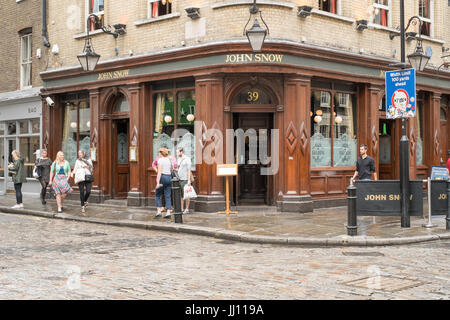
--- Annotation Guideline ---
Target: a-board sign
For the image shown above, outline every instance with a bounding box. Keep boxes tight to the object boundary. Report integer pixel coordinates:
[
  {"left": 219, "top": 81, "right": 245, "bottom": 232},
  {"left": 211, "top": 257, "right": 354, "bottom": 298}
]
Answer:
[
  {"left": 430, "top": 166, "right": 449, "bottom": 180},
  {"left": 217, "top": 164, "right": 238, "bottom": 176},
  {"left": 430, "top": 180, "right": 448, "bottom": 216},
  {"left": 355, "top": 180, "right": 423, "bottom": 216}
]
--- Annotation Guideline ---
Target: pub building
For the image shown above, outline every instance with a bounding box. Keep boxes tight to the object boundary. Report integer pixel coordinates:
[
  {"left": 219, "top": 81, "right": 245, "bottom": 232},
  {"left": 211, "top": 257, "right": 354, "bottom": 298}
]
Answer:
[{"left": 40, "top": 42, "right": 450, "bottom": 213}]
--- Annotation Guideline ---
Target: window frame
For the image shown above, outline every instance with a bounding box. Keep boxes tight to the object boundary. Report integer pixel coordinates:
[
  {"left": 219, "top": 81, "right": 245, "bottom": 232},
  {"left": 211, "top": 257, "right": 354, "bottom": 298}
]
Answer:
[
  {"left": 318, "top": 0, "right": 339, "bottom": 15},
  {"left": 20, "top": 33, "right": 32, "bottom": 89},
  {"left": 86, "top": 0, "right": 105, "bottom": 31},
  {"left": 310, "top": 82, "right": 358, "bottom": 169},
  {"left": 418, "top": 0, "right": 433, "bottom": 37},
  {"left": 148, "top": 0, "right": 173, "bottom": 19},
  {"left": 372, "top": 0, "right": 391, "bottom": 27}
]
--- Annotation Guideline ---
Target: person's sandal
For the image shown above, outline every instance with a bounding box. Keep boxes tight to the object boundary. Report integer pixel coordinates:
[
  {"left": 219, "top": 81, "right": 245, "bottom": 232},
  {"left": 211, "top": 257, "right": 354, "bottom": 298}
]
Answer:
[
  {"left": 81, "top": 206, "right": 86, "bottom": 216},
  {"left": 155, "top": 209, "right": 162, "bottom": 217},
  {"left": 163, "top": 210, "right": 173, "bottom": 218}
]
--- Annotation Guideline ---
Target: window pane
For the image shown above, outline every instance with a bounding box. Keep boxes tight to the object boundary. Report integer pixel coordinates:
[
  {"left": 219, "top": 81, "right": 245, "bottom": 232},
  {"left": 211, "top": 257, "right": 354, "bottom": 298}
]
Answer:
[
  {"left": 19, "top": 136, "right": 40, "bottom": 178},
  {"left": 79, "top": 101, "right": 91, "bottom": 156},
  {"left": 0, "top": 139, "right": 3, "bottom": 177},
  {"left": 62, "top": 103, "right": 78, "bottom": 166},
  {"left": 19, "top": 120, "right": 29, "bottom": 134},
  {"left": 311, "top": 90, "right": 331, "bottom": 167},
  {"left": 7, "top": 122, "right": 16, "bottom": 135},
  {"left": 416, "top": 101, "right": 423, "bottom": 165},
  {"left": 31, "top": 118, "right": 40, "bottom": 134},
  {"left": 177, "top": 90, "right": 196, "bottom": 168},
  {"left": 114, "top": 96, "right": 130, "bottom": 113},
  {"left": 333, "top": 93, "right": 357, "bottom": 167},
  {"left": 153, "top": 92, "right": 175, "bottom": 161},
  {"left": 440, "top": 108, "right": 446, "bottom": 121},
  {"left": 419, "top": 0, "right": 430, "bottom": 18},
  {"left": 0, "top": 122, "right": 5, "bottom": 135},
  {"left": 319, "top": 0, "right": 337, "bottom": 14}
]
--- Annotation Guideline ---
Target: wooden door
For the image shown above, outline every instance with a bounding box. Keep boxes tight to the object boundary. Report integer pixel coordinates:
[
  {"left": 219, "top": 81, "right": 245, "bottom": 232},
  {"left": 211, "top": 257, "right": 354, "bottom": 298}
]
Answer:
[
  {"left": 112, "top": 119, "right": 130, "bottom": 199},
  {"left": 379, "top": 119, "right": 397, "bottom": 180},
  {"left": 235, "top": 113, "right": 272, "bottom": 204}
]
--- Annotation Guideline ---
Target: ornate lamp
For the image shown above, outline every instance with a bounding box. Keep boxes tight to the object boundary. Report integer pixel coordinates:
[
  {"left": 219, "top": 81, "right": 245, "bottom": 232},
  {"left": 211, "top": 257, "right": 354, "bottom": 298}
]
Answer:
[{"left": 243, "top": 0, "right": 269, "bottom": 52}]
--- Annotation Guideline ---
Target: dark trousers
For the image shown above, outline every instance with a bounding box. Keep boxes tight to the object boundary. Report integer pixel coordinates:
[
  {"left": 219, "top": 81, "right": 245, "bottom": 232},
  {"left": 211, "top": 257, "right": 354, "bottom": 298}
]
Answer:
[
  {"left": 155, "top": 174, "right": 172, "bottom": 209},
  {"left": 78, "top": 181, "right": 92, "bottom": 207},
  {"left": 14, "top": 183, "right": 23, "bottom": 204},
  {"left": 38, "top": 178, "right": 49, "bottom": 200}
]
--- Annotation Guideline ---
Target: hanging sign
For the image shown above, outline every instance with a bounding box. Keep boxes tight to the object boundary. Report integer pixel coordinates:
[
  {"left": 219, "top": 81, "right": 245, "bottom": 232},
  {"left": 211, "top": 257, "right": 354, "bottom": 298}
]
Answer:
[{"left": 385, "top": 68, "right": 416, "bottom": 119}]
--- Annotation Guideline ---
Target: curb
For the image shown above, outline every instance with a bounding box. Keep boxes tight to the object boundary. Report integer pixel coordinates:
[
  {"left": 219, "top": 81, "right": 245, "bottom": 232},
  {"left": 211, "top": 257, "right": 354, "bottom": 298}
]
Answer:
[{"left": 0, "top": 206, "right": 448, "bottom": 247}]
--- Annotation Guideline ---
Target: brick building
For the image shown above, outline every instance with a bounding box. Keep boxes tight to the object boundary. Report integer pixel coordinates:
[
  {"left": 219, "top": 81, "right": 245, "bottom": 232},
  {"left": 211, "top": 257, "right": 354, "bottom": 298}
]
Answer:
[
  {"left": 40, "top": 0, "right": 450, "bottom": 212},
  {"left": 0, "top": 0, "right": 51, "bottom": 195}
]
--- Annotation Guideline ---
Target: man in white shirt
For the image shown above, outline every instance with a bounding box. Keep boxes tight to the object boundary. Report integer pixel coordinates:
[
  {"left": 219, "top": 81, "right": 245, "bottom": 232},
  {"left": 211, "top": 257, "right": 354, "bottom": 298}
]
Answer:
[{"left": 177, "top": 148, "right": 192, "bottom": 213}]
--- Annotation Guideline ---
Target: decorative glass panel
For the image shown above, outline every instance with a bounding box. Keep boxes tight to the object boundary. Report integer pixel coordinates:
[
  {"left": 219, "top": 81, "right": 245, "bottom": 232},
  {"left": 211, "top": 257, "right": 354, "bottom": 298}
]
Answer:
[
  {"left": 117, "top": 133, "right": 128, "bottom": 164},
  {"left": 333, "top": 93, "right": 357, "bottom": 167},
  {"left": 153, "top": 92, "right": 175, "bottom": 137},
  {"left": 177, "top": 90, "right": 195, "bottom": 126},
  {"left": 416, "top": 101, "right": 423, "bottom": 165},
  {"left": 80, "top": 136, "right": 91, "bottom": 158},
  {"left": 177, "top": 132, "right": 196, "bottom": 169},
  {"left": 232, "top": 88, "right": 272, "bottom": 104},
  {"left": 416, "top": 137, "right": 423, "bottom": 165},
  {"left": 62, "top": 103, "right": 78, "bottom": 166},
  {"left": 440, "top": 108, "right": 446, "bottom": 121},
  {"left": 379, "top": 135, "right": 391, "bottom": 164},
  {"left": 311, "top": 90, "right": 332, "bottom": 166},
  {"left": 79, "top": 101, "right": 90, "bottom": 154},
  {"left": 153, "top": 133, "right": 174, "bottom": 162},
  {"left": 114, "top": 96, "right": 130, "bottom": 113}
]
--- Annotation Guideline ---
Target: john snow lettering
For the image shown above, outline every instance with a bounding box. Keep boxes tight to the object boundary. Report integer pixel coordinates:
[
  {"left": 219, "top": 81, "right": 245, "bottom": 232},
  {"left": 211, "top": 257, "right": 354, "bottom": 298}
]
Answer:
[{"left": 225, "top": 54, "right": 284, "bottom": 63}]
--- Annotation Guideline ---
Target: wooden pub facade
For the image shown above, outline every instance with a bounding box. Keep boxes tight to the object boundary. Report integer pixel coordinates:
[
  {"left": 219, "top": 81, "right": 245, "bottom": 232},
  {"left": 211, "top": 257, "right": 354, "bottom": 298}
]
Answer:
[{"left": 40, "top": 41, "right": 450, "bottom": 212}]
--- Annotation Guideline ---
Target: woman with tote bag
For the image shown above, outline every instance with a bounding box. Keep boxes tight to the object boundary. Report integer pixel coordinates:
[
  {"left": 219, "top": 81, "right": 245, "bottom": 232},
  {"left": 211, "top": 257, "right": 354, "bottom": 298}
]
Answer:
[{"left": 71, "top": 150, "right": 94, "bottom": 215}]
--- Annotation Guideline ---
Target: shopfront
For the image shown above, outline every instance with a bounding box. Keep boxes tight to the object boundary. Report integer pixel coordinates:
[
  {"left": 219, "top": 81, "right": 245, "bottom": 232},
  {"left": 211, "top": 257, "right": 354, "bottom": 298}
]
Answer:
[
  {"left": 0, "top": 87, "right": 42, "bottom": 195},
  {"left": 40, "top": 42, "right": 450, "bottom": 212}
]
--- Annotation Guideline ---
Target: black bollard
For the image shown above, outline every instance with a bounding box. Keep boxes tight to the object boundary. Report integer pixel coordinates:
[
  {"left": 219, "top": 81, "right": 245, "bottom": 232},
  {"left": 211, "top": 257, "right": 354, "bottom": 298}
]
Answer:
[
  {"left": 171, "top": 176, "right": 183, "bottom": 223},
  {"left": 347, "top": 182, "right": 357, "bottom": 236},
  {"left": 447, "top": 180, "right": 450, "bottom": 230}
]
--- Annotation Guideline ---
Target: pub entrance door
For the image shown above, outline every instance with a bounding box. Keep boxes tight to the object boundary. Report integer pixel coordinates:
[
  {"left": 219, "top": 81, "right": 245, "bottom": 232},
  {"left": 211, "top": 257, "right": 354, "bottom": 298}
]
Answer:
[
  {"left": 233, "top": 113, "right": 273, "bottom": 205},
  {"left": 379, "top": 119, "right": 398, "bottom": 180},
  {"left": 112, "top": 119, "right": 130, "bottom": 199}
]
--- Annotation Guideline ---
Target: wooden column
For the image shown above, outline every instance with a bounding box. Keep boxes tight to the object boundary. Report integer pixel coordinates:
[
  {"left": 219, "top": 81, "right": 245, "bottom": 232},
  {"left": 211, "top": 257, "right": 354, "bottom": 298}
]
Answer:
[
  {"left": 127, "top": 84, "right": 144, "bottom": 206},
  {"left": 88, "top": 89, "right": 103, "bottom": 203},
  {"left": 194, "top": 75, "right": 226, "bottom": 212},
  {"left": 278, "top": 75, "right": 313, "bottom": 213},
  {"left": 367, "top": 85, "right": 383, "bottom": 174},
  {"left": 424, "top": 92, "right": 442, "bottom": 172}
]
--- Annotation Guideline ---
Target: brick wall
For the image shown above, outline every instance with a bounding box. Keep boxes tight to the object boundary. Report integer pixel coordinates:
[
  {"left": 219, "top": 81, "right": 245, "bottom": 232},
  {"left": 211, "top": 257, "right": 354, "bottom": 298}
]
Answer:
[
  {"left": 0, "top": 0, "right": 48, "bottom": 93},
  {"left": 43, "top": 0, "right": 450, "bottom": 72}
]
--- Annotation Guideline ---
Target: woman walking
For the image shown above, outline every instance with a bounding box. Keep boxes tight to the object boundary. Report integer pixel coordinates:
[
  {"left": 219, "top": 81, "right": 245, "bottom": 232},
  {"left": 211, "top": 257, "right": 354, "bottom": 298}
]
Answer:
[
  {"left": 8, "top": 150, "right": 26, "bottom": 209},
  {"left": 49, "top": 151, "right": 72, "bottom": 213},
  {"left": 155, "top": 147, "right": 173, "bottom": 218},
  {"left": 72, "top": 150, "right": 93, "bottom": 215},
  {"left": 35, "top": 149, "right": 52, "bottom": 205}
]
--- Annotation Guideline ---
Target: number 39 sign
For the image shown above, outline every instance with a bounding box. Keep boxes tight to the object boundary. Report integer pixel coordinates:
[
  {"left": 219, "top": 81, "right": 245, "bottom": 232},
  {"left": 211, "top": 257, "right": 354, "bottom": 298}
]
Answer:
[{"left": 385, "top": 68, "right": 416, "bottom": 119}]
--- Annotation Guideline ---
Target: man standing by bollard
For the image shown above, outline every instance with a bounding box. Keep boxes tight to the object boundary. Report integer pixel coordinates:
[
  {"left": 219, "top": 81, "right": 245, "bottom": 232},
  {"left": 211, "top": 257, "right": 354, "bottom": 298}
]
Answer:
[{"left": 352, "top": 144, "right": 378, "bottom": 181}]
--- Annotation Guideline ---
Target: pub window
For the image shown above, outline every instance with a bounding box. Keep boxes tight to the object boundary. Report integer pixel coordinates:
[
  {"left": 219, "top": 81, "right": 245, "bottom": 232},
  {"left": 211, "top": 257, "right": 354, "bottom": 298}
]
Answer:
[
  {"left": 148, "top": 0, "right": 172, "bottom": 19},
  {"left": 318, "top": 0, "right": 337, "bottom": 14},
  {"left": 373, "top": 0, "right": 390, "bottom": 27},
  {"left": 20, "top": 32, "right": 32, "bottom": 89},
  {"left": 416, "top": 94, "right": 424, "bottom": 165},
  {"left": 152, "top": 79, "right": 195, "bottom": 169},
  {"left": 62, "top": 93, "right": 90, "bottom": 166},
  {"left": 87, "top": 0, "right": 104, "bottom": 31},
  {"left": 311, "top": 86, "right": 357, "bottom": 168},
  {"left": 418, "top": 0, "right": 432, "bottom": 37}
]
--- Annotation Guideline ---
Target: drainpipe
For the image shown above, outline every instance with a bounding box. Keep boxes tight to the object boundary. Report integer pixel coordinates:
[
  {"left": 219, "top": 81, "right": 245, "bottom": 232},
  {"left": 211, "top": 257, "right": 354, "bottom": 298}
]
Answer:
[{"left": 42, "top": 0, "right": 50, "bottom": 47}]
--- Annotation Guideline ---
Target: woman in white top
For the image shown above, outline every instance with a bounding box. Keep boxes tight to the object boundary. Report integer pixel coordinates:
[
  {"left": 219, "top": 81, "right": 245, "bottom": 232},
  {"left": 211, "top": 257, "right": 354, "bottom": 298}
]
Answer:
[
  {"left": 71, "top": 150, "right": 93, "bottom": 215},
  {"left": 176, "top": 148, "right": 192, "bottom": 213},
  {"left": 155, "top": 147, "right": 173, "bottom": 218}
]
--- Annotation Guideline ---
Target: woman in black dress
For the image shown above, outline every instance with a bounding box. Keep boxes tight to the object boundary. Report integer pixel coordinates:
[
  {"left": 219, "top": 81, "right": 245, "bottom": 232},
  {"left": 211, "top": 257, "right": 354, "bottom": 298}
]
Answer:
[{"left": 35, "top": 149, "right": 52, "bottom": 204}]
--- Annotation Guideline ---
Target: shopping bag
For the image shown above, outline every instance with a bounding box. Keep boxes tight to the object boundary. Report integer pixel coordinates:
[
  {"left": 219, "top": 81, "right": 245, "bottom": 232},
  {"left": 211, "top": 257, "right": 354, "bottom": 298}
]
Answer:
[{"left": 183, "top": 184, "right": 197, "bottom": 199}]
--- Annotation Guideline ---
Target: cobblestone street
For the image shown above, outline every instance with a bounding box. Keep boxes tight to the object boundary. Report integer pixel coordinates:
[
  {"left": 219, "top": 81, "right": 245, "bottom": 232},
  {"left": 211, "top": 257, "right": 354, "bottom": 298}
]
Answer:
[{"left": 0, "top": 212, "right": 448, "bottom": 300}]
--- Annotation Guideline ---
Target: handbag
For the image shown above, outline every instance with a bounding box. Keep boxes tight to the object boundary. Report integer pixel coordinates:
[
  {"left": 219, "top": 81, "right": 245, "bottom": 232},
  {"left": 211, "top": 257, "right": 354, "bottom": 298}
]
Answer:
[
  {"left": 183, "top": 184, "right": 197, "bottom": 199},
  {"left": 85, "top": 175, "right": 94, "bottom": 183},
  {"left": 33, "top": 166, "right": 39, "bottom": 178}
]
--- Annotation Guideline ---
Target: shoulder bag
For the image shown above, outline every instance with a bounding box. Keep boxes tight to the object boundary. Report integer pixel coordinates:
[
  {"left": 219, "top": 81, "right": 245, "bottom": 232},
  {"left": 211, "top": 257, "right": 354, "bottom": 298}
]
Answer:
[{"left": 81, "top": 159, "right": 94, "bottom": 183}]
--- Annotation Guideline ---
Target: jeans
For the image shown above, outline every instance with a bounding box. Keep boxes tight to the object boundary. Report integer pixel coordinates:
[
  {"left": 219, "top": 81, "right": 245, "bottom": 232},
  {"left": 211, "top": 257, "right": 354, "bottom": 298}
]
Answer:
[
  {"left": 14, "top": 183, "right": 23, "bottom": 204},
  {"left": 155, "top": 174, "right": 172, "bottom": 209},
  {"left": 78, "top": 181, "right": 92, "bottom": 207}
]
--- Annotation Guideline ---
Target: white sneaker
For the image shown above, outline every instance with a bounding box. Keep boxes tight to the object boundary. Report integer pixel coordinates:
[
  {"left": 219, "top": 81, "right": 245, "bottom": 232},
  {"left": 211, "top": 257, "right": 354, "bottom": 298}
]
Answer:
[
  {"left": 11, "top": 204, "right": 21, "bottom": 209},
  {"left": 19, "top": 203, "right": 24, "bottom": 209}
]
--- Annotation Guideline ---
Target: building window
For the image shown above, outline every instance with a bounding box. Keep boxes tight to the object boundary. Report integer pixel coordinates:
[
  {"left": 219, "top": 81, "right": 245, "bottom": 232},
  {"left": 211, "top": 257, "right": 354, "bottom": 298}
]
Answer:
[
  {"left": 148, "top": 0, "right": 173, "bottom": 19},
  {"left": 20, "top": 33, "right": 32, "bottom": 89},
  {"left": 311, "top": 85, "right": 357, "bottom": 168},
  {"left": 152, "top": 79, "right": 195, "bottom": 169},
  {"left": 318, "top": 0, "right": 337, "bottom": 14},
  {"left": 418, "top": 0, "right": 432, "bottom": 36},
  {"left": 373, "top": 0, "right": 389, "bottom": 27},
  {"left": 87, "top": 0, "right": 104, "bottom": 31},
  {"left": 0, "top": 119, "right": 40, "bottom": 178},
  {"left": 62, "top": 93, "right": 90, "bottom": 166}
]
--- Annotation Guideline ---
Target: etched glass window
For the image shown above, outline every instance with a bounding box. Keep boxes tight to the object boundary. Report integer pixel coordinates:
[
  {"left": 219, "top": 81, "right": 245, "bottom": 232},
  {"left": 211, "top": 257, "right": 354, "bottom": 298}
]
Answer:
[
  {"left": 311, "top": 90, "right": 331, "bottom": 167},
  {"left": 416, "top": 101, "right": 423, "bottom": 165},
  {"left": 114, "top": 96, "right": 130, "bottom": 113},
  {"left": 333, "top": 93, "right": 357, "bottom": 167}
]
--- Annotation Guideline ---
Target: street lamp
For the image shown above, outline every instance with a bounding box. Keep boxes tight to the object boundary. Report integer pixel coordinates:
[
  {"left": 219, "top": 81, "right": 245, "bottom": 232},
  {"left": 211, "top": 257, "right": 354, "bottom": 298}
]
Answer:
[
  {"left": 243, "top": 0, "right": 269, "bottom": 52},
  {"left": 77, "top": 14, "right": 127, "bottom": 71},
  {"left": 388, "top": 1, "right": 431, "bottom": 228}
]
